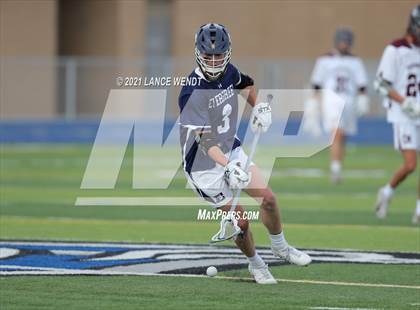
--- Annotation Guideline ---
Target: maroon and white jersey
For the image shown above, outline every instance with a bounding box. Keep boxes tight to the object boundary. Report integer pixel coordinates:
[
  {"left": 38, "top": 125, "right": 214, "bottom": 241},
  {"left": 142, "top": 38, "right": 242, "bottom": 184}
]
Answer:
[
  {"left": 377, "top": 38, "right": 420, "bottom": 125},
  {"left": 311, "top": 51, "right": 367, "bottom": 103}
]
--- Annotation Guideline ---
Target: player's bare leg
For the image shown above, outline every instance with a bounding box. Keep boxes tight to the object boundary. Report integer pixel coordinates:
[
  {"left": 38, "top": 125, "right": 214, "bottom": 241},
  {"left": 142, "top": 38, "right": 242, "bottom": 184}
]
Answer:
[
  {"left": 245, "top": 165, "right": 311, "bottom": 266},
  {"left": 330, "top": 128, "right": 346, "bottom": 184},
  {"left": 376, "top": 149, "right": 417, "bottom": 219},
  {"left": 245, "top": 166, "right": 281, "bottom": 234},
  {"left": 220, "top": 203, "right": 277, "bottom": 284},
  {"left": 412, "top": 167, "right": 420, "bottom": 224},
  {"left": 219, "top": 203, "right": 255, "bottom": 257},
  {"left": 390, "top": 150, "right": 417, "bottom": 187}
]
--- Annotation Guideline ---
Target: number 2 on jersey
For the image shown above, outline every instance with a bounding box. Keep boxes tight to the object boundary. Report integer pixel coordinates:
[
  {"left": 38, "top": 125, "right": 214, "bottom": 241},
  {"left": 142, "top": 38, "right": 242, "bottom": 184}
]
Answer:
[{"left": 406, "top": 73, "right": 420, "bottom": 97}]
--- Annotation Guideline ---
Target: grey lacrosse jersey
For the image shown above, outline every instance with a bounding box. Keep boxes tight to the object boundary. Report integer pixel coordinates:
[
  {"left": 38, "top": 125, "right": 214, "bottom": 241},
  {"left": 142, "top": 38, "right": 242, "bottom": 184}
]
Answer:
[{"left": 178, "top": 64, "right": 247, "bottom": 174}]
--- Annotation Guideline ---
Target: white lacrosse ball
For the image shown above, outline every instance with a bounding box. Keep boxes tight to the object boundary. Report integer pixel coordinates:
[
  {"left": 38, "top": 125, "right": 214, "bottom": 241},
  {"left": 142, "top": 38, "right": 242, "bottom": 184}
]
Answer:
[{"left": 206, "top": 266, "right": 218, "bottom": 277}]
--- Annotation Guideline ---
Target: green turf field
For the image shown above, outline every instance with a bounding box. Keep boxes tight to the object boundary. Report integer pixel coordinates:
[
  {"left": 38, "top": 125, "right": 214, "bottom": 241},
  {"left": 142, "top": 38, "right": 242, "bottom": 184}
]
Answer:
[{"left": 0, "top": 144, "right": 419, "bottom": 309}]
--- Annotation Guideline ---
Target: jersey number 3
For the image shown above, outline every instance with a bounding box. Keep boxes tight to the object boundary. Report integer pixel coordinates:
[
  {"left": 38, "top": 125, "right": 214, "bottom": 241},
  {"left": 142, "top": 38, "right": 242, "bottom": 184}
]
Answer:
[{"left": 217, "top": 104, "right": 232, "bottom": 134}]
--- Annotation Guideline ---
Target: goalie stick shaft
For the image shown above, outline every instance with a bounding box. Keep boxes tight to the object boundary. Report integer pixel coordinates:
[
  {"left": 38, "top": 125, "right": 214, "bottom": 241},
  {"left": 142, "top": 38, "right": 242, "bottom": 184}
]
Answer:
[
  {"left": 227, "top": 129, "right": 261, "bottom": 214},
  {"left": 227, "top": 94, "right": 273, "bottom": 214}
]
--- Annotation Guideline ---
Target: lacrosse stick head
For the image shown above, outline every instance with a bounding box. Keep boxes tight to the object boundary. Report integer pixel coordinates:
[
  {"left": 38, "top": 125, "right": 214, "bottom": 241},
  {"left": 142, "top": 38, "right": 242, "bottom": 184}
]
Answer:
[{"left": 210, "top": 213, "right": 242, "bottom": 243}]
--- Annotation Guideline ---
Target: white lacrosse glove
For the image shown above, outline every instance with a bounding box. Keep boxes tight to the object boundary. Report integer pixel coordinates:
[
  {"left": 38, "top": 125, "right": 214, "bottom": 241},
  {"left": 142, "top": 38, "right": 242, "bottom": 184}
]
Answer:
[
  {"left": 302, "top": 97, "right": 322, "bottom": 137},
  {"left": 356, "top": 94, "right": 369, "bottom": 116},
  {"left": 401, "top": 97, "right": 420, "bottom": 119},
  {"left": 251, "top": 102, "right": 272, "bottom": 133},
  {"left": 224, "top": 159, "right": 251, "bottom": 190}
]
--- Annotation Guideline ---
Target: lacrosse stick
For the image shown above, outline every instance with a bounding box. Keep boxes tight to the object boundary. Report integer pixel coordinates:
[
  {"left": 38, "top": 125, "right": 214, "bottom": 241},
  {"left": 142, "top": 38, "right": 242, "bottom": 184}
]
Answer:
[{"left": 210, "top": 94, "right": 273, "bottom": 243}]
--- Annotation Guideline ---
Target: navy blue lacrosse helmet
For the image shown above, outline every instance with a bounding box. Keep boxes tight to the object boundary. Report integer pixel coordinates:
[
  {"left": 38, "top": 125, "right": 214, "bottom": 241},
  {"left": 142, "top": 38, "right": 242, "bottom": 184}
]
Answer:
[{"left": 194, "top": 23, "right": 232, "bottom": 81}]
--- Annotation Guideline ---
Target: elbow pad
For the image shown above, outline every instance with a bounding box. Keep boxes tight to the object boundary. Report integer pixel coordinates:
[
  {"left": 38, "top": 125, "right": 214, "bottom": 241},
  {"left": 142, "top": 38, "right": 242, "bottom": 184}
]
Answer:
[
  {"left": 195, "top": 130, "right": 218, "bottom": 153},
  {"left": 235, "top": 73, "right": 254, "bottom": 90},
  {"left": 373, "top": 77, "right": 392, "bottom": 97}
]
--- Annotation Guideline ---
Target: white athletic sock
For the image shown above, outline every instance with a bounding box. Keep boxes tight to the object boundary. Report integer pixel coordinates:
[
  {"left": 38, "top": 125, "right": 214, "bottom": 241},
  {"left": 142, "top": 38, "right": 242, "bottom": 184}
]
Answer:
[
  {"left": 382, "top": 184, "right": 394, "bottom": 199},
  {"left": 270, "top": 231, "right": 289, "bottom": 252},
  {"left": 416, "top": 200, "right": 420, "bottom": 216},
  {"left": 247, "top": 253, "right": 266, "bottom": 269},
  {"left": 330, "top": 160, "right": 341, "bottom": 174}
]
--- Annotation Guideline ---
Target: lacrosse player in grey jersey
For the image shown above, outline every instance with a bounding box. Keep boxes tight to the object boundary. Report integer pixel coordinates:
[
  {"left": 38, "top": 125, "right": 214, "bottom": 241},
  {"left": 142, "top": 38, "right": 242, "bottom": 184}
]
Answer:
[{"left": 179, "top": 23, "right": 311, "bottom": 284}]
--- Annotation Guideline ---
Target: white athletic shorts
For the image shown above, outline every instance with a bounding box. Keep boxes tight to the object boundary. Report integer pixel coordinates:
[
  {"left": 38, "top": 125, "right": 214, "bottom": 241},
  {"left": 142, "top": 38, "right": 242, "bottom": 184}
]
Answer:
[
  {"left": 393, "top": 123, "right": 420, "bottom": 151},
  {"left": 186, "top": 147, "right": 253, "bottom": 208},
  {"left": 322, "top": 100, "right": 357, "bottom": 136}
]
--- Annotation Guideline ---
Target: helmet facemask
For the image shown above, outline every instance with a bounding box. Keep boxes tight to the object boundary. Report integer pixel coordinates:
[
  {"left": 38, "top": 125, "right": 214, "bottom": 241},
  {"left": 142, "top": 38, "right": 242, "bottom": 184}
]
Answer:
[{"left": 195, "top": 47, "right": 231, "bottom": 81}]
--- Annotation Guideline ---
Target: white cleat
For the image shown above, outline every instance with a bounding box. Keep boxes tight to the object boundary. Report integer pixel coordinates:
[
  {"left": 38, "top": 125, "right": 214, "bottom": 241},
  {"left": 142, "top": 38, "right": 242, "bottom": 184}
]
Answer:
[
  {"left": 248, "top": 264, "right": 277, "bottom": 285},
  {"left": 272, "top": 246, "right": 312, "bottom": 266},
  {"left": 330, "top": 171, "right": 341, "bottom": 184},
  {"left": 412, "top": 212, "right": 420, "bottom": 225},
  {"left": 375, "top": 187, "right": 390, "bottom": 219}
]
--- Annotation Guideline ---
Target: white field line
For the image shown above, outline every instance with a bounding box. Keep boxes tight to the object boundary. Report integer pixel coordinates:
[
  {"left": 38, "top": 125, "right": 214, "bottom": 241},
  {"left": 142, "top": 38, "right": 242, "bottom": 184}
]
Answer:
[
  {"left": 274, "top": 278, "right": 420, "bottom": 290},
  {"left": 74, "top": 191, "right": 376, "bottom": 206},
  {"left": 0, "top": 270, "right": 419, "bottom": 290},
  {"left": 73, "top": 194, "right": 324, "bottom": 207},
  {"left": 74, "top": 197, "right": 263, "bottom": 206},
  {"left": 3, "top": 216, "right": 419, "bottom": 233},
  {"left": 308, "top": 307, "right": 382, "bottom": 310},
  {"left": 270, "top": 168, "right": 386, "bottom": 179}
]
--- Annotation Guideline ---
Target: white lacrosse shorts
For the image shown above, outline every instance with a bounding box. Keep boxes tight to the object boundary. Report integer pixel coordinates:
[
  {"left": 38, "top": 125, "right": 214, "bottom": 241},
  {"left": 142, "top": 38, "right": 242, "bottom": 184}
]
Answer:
[
  {"left": 322, "top": 98, "right": 357, "bottom": 136},
  {"left": 393, "top": 123, "right": 420, "bottom": 151},
  {"left": 186, "top": 147, "right": 254, "bottom": 208}
]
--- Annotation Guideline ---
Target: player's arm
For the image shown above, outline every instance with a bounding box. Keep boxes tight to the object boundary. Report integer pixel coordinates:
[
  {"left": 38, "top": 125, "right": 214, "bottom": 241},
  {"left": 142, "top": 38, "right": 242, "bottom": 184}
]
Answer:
[
  {"left": 235, "top": 72, "right": 272, "bottom": 132},
  {"left": 388, "top": 89, "right": 405, "bottom": 104},
  {"left": 306, "top": 58, "right": 324, "bottom": 115},
  {"left": 355, "top": 86, "right": 369, "bottom": 116},
  {"left": 373, "top": 45, "right": 419, "bottom": 118},
  {"left": 234, "top": 71, "right": 256, "bottom": 106},
  {"left": 355, "top": 59, "right": 370, "bottom": 116},
  {"left": 197, "top": 129, "right": 248, "bottom": 189},
  {"left": 207, "top": 142, "right": 249, "bottom": 190},
  {"left": 234, "top": 71, "right": 269, "bottom": 108},
  {"left": 241, "top": 85, "right": 257, "bottom": 107},
  {"left": 374, "top": 74, "right": 419, "bottom": 118},
  {"left": 376, "top": 79, "right": 404, "bottom": 104},
  {"left": 207, "top": 145, "right": 229, "bottom": 166},
  {"left": 180, "top": 91, "right": 229, "bottom": 167},
  {"left": 310, "top": 85, "right": 323, "bottom": 100},
  {"left": 310, "top": 57, "right": 325, "bottom": 98},
  {"left": 373, "top": 46, "right": 402, "bottom": 103},
  {"left": 192, "top": 128, "right": 228, "bottom": 166},
  {"left": 374, "top": 75, "right": 403, "bottom": 103},
  {"left": 241, "top": 85, "right": 271, "bottom": 133},
  {"left": 301, "top": 59, "right": 324, "bottom": 136}
]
